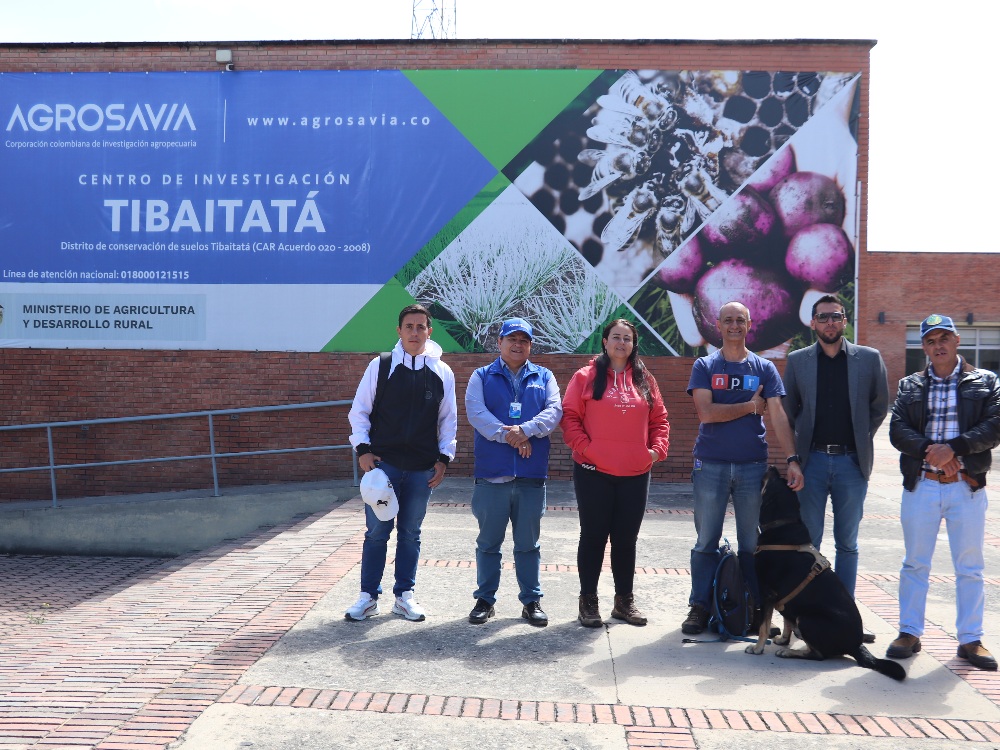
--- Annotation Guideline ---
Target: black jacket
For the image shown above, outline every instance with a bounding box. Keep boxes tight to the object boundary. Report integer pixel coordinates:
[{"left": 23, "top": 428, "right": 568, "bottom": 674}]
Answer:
[
  {"left": 889, "top": 360, "right": 1000, "bottom": 491},
  {"left": 348, "top": 340, "right": 458, "bottom": 472}
]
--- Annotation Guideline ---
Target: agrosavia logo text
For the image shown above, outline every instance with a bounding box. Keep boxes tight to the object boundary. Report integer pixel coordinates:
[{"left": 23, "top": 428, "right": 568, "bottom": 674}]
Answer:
[{"left": 6, "top": 103, "right": 196, "bottom": 132}]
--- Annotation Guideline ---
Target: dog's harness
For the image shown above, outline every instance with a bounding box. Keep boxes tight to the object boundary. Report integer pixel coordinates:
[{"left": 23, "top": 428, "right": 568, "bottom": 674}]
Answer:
[{"left": 754, "top": 541, "right": 831, "bottom": 612}]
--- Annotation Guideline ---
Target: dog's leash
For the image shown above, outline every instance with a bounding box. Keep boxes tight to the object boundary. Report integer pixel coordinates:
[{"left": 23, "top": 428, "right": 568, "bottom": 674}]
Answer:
[
  {"left": 682, "top": 634, "right": 769, "bottom": 645},
  {"left": 682, "top": 627, "right": 781, "bottom": 645}
]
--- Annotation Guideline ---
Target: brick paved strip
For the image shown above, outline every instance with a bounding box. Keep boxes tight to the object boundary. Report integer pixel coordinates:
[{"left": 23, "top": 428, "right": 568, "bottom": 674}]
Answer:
[
  {"left": 0, "top": 506, "right": 366, "bottom": 748},
  {"left": 718, "top": 710, "right": 747, "bottom": 731},
  {"left": 460, "top": 698, "right": 481, "bottom": 718},
  {"left": 632, "top": 705, "right": 653, "bottom": 727},
  {"left": 386, "top": 693, "right": 409, "bottom": 714},
  {"left": 854, "top": 583, "right": 1000, "bottom": 709},
  {"left": 404, "top": 694, "right": 427, "bottom": 715},
  {"left": 970, "top": 720, "right": 1000, "bottom": 742},
  {"left": 815, "top": 713, "right": 847, "bottom": 734},
  {"left": 223, "top": 684, "right": 993, "bottom": 745},
  {"left": 429, "top": 502, "right": 700, "bottom": 518},
  {"left": 649, "top": 707, "right": 671, "bottom": 727},
  {"left": 856, "top": 715, "right": 888, "bottom": 736},
  {"left": 759, "top": 711, "right": 787, "bottom": 732},
  {"left": 555, "top": 702, "right": 575, "bottom": 723},
  {"left": 626, "top": 727, "right": 697, "bottom": 749},
  {"left": 481, "top": 698, "right": 501, "bottom": 720},
  {"left": 421, "top": 559, "right": 700, "bottom": 575},
  {"left": 500, "top": 699, "right": 518, "bottom": 721},
  {"left": 411, "top": 561, "right": 1000, "bottom": 584},
  {"left": 873, "top": 715, "right": 907, "bottom": 737}
]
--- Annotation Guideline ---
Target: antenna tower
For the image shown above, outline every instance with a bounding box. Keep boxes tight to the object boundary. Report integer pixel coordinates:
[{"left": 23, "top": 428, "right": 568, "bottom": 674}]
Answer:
[{"left": 411, "top": 0, "right": 457, "bottom": 39}]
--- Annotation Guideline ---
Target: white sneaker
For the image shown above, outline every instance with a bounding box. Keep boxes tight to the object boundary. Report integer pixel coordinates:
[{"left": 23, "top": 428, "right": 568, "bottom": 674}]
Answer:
[
  {"left": 391, "top": 590, "right": 426, "bottom": 621},
  {"left": 345, "top": 592, "right": 379, "bottom": 621}
]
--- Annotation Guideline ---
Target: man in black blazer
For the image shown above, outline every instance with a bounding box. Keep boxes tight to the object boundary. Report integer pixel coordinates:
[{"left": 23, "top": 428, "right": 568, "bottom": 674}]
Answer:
[{"left": 782, "top": 294, "right": 889, "bottom": 638}]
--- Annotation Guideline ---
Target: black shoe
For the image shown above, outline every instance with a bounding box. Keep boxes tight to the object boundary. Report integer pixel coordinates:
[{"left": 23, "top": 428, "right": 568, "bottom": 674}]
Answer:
[
  {"left": 468, "top": 598, "right": 495, "bottom": 625},
  {"left": 862, "top": 627, "right": 876, "bottom": 644},
  {"left": 957, "top": 640, "right": 998, "bottom": 671},
  {"left": 681, "top": 604, "right": 710, "bottom": 635},
  {"left": 522, "top": 601, "right": 548, "bottom": 627}
]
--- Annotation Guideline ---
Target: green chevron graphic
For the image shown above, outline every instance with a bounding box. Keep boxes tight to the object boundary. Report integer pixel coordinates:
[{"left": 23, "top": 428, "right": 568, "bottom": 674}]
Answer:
[
  {"left": 404, "top": 69, "right": 602, "bottom": 170},
  {"left": 322, "top": 279, "right": 466, "bottom": 354}
]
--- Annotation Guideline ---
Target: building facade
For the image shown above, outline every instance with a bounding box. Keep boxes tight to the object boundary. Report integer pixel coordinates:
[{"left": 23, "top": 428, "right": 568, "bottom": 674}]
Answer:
[{"left": 8, "top": 39, "right": 967, "bottom": 503}]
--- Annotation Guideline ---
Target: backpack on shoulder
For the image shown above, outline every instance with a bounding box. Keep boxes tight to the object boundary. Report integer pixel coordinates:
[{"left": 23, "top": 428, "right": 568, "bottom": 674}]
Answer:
[{"left": 371, "top": 352, "right": 392, "bottom": 416}]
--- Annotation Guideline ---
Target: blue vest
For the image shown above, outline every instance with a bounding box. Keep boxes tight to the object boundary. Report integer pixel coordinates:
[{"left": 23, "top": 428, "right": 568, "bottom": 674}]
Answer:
[{"left": 473, "top": 359, "right": 552, "bottom": 479}]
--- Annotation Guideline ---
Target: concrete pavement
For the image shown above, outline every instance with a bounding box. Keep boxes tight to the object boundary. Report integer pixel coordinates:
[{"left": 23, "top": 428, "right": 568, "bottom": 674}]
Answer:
[{"left": 1, "top": 426, "right": 999, "bottom": 749}]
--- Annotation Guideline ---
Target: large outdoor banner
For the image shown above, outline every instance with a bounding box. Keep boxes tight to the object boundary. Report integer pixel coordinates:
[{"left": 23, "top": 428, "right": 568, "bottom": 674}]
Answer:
[{"left": 0, "top": 69, "right": 860, "bottom": 355}]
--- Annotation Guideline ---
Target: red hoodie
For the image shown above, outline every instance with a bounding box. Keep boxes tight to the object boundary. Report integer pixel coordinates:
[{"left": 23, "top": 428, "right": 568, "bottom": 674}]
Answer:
[{"left": 560, "top": 360, "right": 670, "bottom": 476}]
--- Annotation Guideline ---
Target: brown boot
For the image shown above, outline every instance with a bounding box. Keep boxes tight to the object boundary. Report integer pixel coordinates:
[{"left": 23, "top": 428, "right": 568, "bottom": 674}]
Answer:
[
  {"left": 611, "top": 593, "right": 647, "bottom": 626},
  {"left": 886, "top": 632, "right": 921, "bottom": 659},
  {"left": 957, "top": 640, "right": 998, "bottom": 671},
  {"left": 578, "top": 594, "right": 602, "bottom": 627}
]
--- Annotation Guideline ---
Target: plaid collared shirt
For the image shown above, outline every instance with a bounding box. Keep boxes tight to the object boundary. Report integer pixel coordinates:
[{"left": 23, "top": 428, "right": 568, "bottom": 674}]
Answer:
[{"left": 923, "top": 357, "right": 963, "bottom": 471}]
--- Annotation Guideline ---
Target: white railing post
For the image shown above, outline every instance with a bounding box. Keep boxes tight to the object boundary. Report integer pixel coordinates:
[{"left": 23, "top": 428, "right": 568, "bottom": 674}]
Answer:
[
  {"left": 46, "top": 425, "right": 58, "bottom": 507},
  {"left": 208, "top": 413, "right": 220, "bottom": 497}
]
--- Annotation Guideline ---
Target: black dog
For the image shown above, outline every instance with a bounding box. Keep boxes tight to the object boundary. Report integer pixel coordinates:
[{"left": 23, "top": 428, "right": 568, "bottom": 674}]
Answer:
[{"left": 745, "top": 466, "right": 904, "bottom": 681}]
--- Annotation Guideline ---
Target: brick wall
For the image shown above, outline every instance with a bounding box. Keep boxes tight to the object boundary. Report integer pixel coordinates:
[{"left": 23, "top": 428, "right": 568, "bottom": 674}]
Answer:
[
  {"left": 0, "top": 348, "right": 799, "bottom": 501},
  {"left": 0, "top": 39, "right": 871, "bottom": 501},
  {"left": 861, "top": 253, "right": 1000, "bottom": 388},
  {"left": 0, "top": 39, "right": 874, "bottom": 74}
]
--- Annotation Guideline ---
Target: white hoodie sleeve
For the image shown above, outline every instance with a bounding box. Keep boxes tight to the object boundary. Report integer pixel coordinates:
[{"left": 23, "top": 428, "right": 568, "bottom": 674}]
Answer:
[
  {"left": 348, "top": 356, "right": 381, "bottom": 449},
  {"left": 436, "top": 363, "right": 458, "bottom": 461}
]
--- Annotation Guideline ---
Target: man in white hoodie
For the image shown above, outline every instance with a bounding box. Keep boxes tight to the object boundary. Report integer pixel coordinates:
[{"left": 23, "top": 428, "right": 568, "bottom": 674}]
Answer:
[{"left": 346, "top": 304, "right": 458, "bottom": 621}]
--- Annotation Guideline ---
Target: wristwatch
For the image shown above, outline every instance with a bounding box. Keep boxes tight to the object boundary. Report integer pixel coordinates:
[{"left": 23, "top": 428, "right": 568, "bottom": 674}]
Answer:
[{"left": 786, "top": 454, "right": 802, "bottom": 465}]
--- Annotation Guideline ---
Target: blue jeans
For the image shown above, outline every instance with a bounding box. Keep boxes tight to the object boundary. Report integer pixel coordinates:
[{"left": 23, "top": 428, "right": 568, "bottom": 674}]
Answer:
[
  {"left": 899, "top": 477, "right": 987, "bottom": 645},
  {"left": 471, "top": 477, "right": 546, "bottom": 605},
  {"left": 797, "top": 451, "right": 868, "bottom": 597},
  {"left": 360, "top": 461, "right": 434, "bottom": 599},
  {"left": 689, "top": 460, "right": 766, "bottom": 608}
]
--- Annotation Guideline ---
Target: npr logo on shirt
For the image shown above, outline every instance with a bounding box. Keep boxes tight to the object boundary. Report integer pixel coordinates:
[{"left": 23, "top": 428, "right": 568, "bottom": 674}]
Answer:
[{"left": 711, "top": 374, "right": 760, "bottom": 391}]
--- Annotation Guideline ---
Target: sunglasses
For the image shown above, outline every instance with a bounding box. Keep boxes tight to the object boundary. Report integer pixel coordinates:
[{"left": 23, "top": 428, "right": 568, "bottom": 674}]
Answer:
[{"left": 814, "top": 312, "right": 846, "bottom": 323}]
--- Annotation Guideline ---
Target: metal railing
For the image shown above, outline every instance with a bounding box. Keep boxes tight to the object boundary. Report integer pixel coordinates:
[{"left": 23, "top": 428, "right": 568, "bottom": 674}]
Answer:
[{"left": 0, "top": 400, "right": 355, "bottom": 507}]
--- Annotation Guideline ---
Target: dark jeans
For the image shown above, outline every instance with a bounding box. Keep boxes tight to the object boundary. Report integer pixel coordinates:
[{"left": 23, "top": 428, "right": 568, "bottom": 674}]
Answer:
[
  {"left": 360, "top": 461, "right": 434, "bottom": 599},
  {"left": 573, "top": 463, "right": 650, "bottom": 596}
]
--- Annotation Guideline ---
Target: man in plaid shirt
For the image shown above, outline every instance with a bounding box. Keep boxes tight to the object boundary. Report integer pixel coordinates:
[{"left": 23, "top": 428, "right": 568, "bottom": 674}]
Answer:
[{"left": 887, "top": 314, "right": 1000, "bottom": 671}]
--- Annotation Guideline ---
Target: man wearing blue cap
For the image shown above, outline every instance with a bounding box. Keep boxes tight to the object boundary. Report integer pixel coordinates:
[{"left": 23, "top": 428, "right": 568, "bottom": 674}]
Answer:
[
  {"left": 465, "top": 318, "right": 562, "bottom": 626},
  {"left": 887, "top": 314, "right": 1000, "bottom": 670}
]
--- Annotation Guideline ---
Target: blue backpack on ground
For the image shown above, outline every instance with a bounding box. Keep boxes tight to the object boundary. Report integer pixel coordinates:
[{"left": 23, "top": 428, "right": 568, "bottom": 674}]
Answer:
[
  {"left": 707, "top": 539, "right": 756, "bottom": 641},
  {"left": 683, "top": 538, "right": 759, "bottom": 645}
]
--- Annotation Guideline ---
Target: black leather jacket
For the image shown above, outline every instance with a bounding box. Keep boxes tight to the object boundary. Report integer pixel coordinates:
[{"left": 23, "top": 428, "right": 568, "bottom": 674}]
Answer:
[{"left": 889, "top": 361, "right": 1000, "bottom": 491}]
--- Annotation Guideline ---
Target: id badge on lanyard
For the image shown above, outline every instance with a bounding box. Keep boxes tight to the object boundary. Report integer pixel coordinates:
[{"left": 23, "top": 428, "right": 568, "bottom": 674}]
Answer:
[{"left": 509, "top": 402, "right": 522, "bottom": 419}]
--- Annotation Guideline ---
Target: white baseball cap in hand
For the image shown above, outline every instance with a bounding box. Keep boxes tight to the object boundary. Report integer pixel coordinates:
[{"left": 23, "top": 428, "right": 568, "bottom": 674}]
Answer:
[{"left": 360, "top": 467, "right": 399, "bottom": 521}]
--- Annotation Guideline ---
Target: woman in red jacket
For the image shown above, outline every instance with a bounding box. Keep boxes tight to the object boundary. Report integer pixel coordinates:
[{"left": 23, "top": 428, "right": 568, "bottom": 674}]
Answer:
[{"left": 561, "top": 319, "right": 670, "bottom": 627}]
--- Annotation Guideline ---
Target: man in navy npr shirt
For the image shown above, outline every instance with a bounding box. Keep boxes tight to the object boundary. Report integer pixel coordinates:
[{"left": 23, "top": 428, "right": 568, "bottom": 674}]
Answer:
[{"left": 681, "top": 301, "right": 803, "bottom": 635}]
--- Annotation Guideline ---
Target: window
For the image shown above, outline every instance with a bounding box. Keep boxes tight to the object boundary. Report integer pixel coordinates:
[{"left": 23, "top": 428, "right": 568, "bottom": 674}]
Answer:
[{"left": 906, "top": 327, "right": 1000, "bottom": 374}]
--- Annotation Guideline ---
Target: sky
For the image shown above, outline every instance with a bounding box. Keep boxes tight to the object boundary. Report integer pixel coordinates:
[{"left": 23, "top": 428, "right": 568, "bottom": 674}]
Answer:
[{"left": 3, "top": 0, "right": 997, "bottom": 254}]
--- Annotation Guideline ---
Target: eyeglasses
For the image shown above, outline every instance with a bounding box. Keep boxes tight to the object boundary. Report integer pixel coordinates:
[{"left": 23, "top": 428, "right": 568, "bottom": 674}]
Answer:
[{"left": 814, "top": 312, "right": 846, "bottom": 323}]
